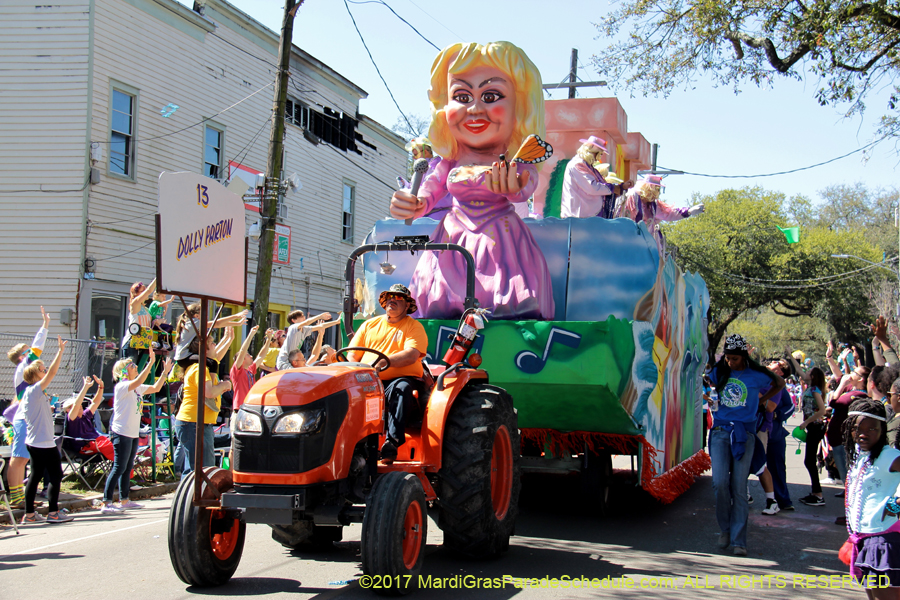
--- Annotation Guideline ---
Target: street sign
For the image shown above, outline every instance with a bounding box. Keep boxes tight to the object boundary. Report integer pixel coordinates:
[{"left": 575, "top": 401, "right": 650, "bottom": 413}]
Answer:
[
  {"left": 273, "top": 223, "right": 291, "bottom": 265},
  {"left": 157, "top": 171, "right": 247, "bottom": 304}
]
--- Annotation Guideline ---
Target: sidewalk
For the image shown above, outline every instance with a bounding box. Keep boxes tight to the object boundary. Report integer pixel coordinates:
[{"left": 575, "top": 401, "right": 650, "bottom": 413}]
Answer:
[{"left": 1, "top": 481, "right": 178, "bottom": 525}]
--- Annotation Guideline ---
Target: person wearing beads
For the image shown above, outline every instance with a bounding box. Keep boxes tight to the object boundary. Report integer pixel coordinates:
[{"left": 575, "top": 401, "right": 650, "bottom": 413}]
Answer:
[
  {"left": 708, "top": 334, "right": 784, "bottom": 556},
  {"left": 796, "top": 367, "right": 829, "bottom": 506},
  {"left": 101, "top": 348, "right": 173, "bottom": 515},
  {"left": 843, "top": 397, "right": 900, "bottom": 596}
]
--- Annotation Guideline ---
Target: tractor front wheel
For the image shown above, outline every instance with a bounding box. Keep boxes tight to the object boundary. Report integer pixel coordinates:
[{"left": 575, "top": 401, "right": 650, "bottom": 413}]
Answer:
[
  {"left": 168, "top": 468, "right": 246, "bottom": 586},
  {"left": 361, "top": 471, "right": 427, "bottom": 595},
  {"left": 438, "top": 384, "right": 520, "bottom": 558}
]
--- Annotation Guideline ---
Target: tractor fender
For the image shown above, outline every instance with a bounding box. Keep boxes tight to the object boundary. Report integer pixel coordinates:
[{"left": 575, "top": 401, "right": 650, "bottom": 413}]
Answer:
[{"left": 415, "top": 368, "right": 490, "bottom": 470}]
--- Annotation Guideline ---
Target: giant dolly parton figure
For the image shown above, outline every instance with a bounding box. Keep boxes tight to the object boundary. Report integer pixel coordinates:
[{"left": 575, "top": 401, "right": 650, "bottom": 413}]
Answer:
[{"left": 390, "top": 41, "right": 555, "bottom": 320}]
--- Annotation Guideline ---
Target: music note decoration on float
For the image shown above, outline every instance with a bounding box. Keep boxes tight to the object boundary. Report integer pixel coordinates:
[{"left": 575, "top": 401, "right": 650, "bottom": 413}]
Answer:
[{"left": 514, "top": 327, "right": 582, "bottom": 374}]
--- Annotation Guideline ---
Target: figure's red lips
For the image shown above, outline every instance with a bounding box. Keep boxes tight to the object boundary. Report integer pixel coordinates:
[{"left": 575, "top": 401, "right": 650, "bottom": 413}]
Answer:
[{"left": 463, "top": 119, "right": 489, "bottom": 134}]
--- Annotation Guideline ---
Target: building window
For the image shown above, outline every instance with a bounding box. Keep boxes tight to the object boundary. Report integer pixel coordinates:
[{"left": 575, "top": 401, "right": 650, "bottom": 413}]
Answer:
[
  {"left": 110, "top": 89, "right": 135, "bottom": 176},
  {"left": 342, "top": 182, "right": 355, "bottom": 242},
  {"left": 204, "top": 125, "right": 224, "bottom": 179},
  {"left": 285, "top": 97, "right": 310, "bottom": 129}
]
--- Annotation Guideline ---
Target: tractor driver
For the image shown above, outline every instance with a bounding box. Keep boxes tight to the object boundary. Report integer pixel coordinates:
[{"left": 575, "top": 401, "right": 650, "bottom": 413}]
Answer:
[{"left": 347, "top": 284, "right": 428, "bottom": 464}]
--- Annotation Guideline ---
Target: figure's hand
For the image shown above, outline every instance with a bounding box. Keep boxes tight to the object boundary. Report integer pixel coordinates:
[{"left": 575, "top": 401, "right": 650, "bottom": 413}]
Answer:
[
  {"left": 487, "top": 160, "right": 530, "bottom": 197},
  {"left": 688, "top": 204, "right": 705, "bottom": 217},
  {"left": 41, "top": 305, "right": 50, "bottom": 328},
  {"left": 390, "top": 190, "right": 423, "bottom": 220}
]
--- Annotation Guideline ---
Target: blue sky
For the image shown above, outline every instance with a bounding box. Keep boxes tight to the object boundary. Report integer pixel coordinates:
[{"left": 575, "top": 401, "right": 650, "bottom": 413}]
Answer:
[{"left": 179, "top": 0, "right": 899, "bottom": 206}]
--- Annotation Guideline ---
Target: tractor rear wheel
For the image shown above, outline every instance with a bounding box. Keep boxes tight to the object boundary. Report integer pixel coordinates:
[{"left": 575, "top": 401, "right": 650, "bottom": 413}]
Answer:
[
  {"left": 438, "top": 384, "right": 520, "bottom": 558},
  {"left": 168, "top": 468, "right": 246, "bottom": 587},
  {"left": 361, "top": 471, "right": 427, "bottom": 595},
  {"left": 271, "top": 521, "right": 343, "bottom": 550}
]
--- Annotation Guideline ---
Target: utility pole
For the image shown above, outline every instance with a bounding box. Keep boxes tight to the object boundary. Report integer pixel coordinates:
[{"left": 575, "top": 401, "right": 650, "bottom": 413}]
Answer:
[
  {"left": 568, "top": 48, "right": 578, "bottom": 99},
  {"left": 252, "top": 0, "right": 300, "bottom": 352}
]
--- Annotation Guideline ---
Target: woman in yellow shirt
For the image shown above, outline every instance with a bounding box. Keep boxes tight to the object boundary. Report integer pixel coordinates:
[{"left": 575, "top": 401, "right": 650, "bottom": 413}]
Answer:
[{"left": 174, "top": 332, "right": 233, "bottom": 477}]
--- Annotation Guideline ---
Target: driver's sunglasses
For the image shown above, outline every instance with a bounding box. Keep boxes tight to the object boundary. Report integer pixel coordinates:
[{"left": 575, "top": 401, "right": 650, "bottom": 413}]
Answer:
[{"left": 384, "top": 293, "right": 405, "bottom": 302}]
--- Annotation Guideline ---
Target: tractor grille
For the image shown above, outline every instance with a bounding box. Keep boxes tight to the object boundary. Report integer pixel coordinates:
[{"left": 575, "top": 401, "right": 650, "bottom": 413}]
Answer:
[{"left": 233, "top": 391, "right": 348, "bottom": 474}]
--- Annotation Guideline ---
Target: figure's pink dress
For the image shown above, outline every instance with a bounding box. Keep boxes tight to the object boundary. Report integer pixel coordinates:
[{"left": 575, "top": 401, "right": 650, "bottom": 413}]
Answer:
[{"left": 410, "top": 159, "right": 555, "bottom": 320}]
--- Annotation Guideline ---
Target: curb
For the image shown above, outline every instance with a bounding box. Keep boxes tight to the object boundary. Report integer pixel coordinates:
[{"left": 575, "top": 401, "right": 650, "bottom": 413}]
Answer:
[{"left": 1, "top": 481, "right": 178, "bottom": 524}]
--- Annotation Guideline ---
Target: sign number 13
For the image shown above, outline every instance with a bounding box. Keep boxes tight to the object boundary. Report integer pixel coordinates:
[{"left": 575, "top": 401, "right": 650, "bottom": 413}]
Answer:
[{"left": 197, "top": 184, "right": 210, "bottom": 207}]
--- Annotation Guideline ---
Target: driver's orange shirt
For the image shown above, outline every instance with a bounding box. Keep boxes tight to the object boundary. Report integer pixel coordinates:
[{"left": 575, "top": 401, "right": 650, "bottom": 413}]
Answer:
[{"left": 348, "top": 315, "right": 427, "bottom": 380}]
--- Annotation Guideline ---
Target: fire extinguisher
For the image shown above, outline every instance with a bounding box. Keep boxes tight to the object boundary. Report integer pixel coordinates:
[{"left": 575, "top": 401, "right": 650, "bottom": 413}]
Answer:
[{"left": 442, "top": 308, "right": 488, "bottom": 366}]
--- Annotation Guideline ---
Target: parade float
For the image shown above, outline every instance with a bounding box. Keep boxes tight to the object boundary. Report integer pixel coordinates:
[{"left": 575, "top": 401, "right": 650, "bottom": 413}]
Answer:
[{"left": 352, "top": 41, "right": 711, "bottom": 508}]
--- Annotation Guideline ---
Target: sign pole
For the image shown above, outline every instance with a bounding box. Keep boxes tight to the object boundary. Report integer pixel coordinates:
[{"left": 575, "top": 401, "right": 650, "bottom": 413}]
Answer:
[{"left": 193, "top": 299, "right": 208, "bottom": 505}]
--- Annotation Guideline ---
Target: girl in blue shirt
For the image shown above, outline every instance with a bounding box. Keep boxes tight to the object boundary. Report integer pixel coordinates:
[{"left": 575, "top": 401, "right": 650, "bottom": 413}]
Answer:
[{"left": 708, "top": 334, "right": 784, "bottom": 556}]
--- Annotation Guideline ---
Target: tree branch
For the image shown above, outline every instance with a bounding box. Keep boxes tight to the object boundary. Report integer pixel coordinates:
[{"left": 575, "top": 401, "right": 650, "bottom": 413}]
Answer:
[
  {"left": 831, "top": 38, "right": 900, "bottom": 73},
  {"left": 724, "top": 31, "right": 810, "bottom": 72}
]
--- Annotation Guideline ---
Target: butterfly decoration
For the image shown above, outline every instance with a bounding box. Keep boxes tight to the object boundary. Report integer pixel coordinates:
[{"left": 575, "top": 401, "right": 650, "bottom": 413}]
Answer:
[{"left": 511, "top": 134, "right": 553, "bottom": 164}]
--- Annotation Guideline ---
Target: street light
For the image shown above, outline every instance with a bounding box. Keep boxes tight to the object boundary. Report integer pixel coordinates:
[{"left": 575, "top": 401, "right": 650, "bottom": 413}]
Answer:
[{"left": 830, "top": 254, "right": 899, "bottom": 276}]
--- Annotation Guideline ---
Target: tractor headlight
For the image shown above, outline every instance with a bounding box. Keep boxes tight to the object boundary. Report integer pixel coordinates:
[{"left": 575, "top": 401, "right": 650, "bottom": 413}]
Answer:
[
  {"left": 273, "top": 409, "right": 325, "bottom": 435},
  {"left": 235, "top": 409, "right": 262, "bottom": 434}
]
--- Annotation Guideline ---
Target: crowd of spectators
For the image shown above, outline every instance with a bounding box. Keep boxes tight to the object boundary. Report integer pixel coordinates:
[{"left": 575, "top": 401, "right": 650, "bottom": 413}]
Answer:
[{"left": 2, "top": 294, "right": 342, "bottom": 525}]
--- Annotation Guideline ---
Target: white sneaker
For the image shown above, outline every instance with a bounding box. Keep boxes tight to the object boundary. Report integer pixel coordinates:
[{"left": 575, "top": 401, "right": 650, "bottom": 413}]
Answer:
[
  {"left": 119, "top": 500, "right": 144, "bottom": 510},
  {"left": 100, "top": 503, "right": 123, "bottom": 515},
  {"left": 762, "top": 499, "right": 781, "bottom": 515}
]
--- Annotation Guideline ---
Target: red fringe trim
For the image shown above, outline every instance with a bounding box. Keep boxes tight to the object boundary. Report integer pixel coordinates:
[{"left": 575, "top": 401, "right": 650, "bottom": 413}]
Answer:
[{"left": 520, "top": 428, "right": 711, "bottom": 505}]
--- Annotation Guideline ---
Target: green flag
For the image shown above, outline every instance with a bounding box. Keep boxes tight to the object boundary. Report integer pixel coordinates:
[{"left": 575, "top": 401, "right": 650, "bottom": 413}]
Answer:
[{"left": 777, "top": 226, "right": 800, "bottom": 244}]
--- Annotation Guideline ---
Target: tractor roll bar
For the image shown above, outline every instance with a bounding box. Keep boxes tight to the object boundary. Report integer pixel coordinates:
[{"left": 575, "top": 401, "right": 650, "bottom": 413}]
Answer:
[{"left": 343, "top": 240, "right": 477, "bottom": 338}]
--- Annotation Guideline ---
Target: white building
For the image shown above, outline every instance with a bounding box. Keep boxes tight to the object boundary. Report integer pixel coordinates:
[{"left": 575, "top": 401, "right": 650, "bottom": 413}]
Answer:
[{"left": 0, "top": 0, "right": 407, "bottom": 391}]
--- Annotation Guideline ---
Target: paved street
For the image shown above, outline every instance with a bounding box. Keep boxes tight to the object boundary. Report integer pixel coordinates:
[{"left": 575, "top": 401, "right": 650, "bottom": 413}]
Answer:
[{"left": 0, "top": 414, "right": 865, "bottom": 599}]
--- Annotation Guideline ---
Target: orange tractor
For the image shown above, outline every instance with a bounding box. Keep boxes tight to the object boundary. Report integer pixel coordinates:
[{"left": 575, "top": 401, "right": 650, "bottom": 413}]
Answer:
[{"left": 167, "top": 240, "right": 520, "bottom": 592}]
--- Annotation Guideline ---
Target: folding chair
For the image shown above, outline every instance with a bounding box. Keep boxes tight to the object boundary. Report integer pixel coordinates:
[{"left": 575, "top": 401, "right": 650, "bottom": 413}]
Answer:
[
  {"left": 56, "top": 415, "right": 113, "bottom": 491},
  {"left": 0, "top": 455, "right": 20, "bottom": 534}
]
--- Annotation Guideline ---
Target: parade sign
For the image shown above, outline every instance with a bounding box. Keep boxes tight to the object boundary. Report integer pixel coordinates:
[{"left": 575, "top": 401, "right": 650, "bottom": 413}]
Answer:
[{"left": 157, "top": 171, "right": 246, "bottom": 304}]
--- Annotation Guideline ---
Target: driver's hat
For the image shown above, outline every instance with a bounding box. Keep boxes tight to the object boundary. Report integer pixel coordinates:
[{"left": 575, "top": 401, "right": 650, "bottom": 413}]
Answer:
[{"left": 378, "top": 284, "right": 417, "bottom": 314}]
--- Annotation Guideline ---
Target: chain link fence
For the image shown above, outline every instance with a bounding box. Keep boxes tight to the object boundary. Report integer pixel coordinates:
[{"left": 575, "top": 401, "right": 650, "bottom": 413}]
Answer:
[{"left": 0, "top": 334, "right": 114, "bottom": 405}]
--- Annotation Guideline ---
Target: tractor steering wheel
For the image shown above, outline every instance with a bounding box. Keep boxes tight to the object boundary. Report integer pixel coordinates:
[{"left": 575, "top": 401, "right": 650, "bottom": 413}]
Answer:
[{"left": 334, "top": 346, "right": 392, "bottom": 372}]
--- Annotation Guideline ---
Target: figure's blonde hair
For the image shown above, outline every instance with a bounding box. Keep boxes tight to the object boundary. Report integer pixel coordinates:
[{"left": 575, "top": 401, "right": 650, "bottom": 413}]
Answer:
[
  {"left": 427, "top": 41, "right": 545, "bottom": 162},
  {"left": 634, "top": 180, "right": 661, "bottom": 202},
  {"left": 576, "top": 143, "right": 604, "bottom": 164}
]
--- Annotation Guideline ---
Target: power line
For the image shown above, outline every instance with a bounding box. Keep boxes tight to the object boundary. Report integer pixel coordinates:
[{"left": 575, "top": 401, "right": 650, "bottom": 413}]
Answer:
[
  {"left": 343, "top": 0, "right": 415, "bottom": 134},
  {"left": 660, "top": 135, "right": 888, "bottom": 179},
  {"left": 93, "top": 81, "right": 274, "bottom": 145},
  {"left": 681, "top": 255, "right": 892, "bottom": 290},
  {"left": 92, "top": 240, "right": 155, "bottom": 262},
  {"left": 683, "top": 255, "right": 899, "bottom": 284},
  {"left": 227, "top": 112, "right": 273, "bottom": 172},
  {"left": 0, "top": 173, "right": 90, "bottom": 194},
  {"left": 346, "top": 0, "right": 440, "bottom": 50},
  {"left": 403, "top": 0, "right": 462, "bottom": 39},
  {"left": 326, "top": 144, "right": 398, "bottom": 192},
  {"left": 209, "top": 31, "right": 280, "bottom": 69},
  {"left": 89, "top": 212, "right": 157, "bottom": 226}
]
